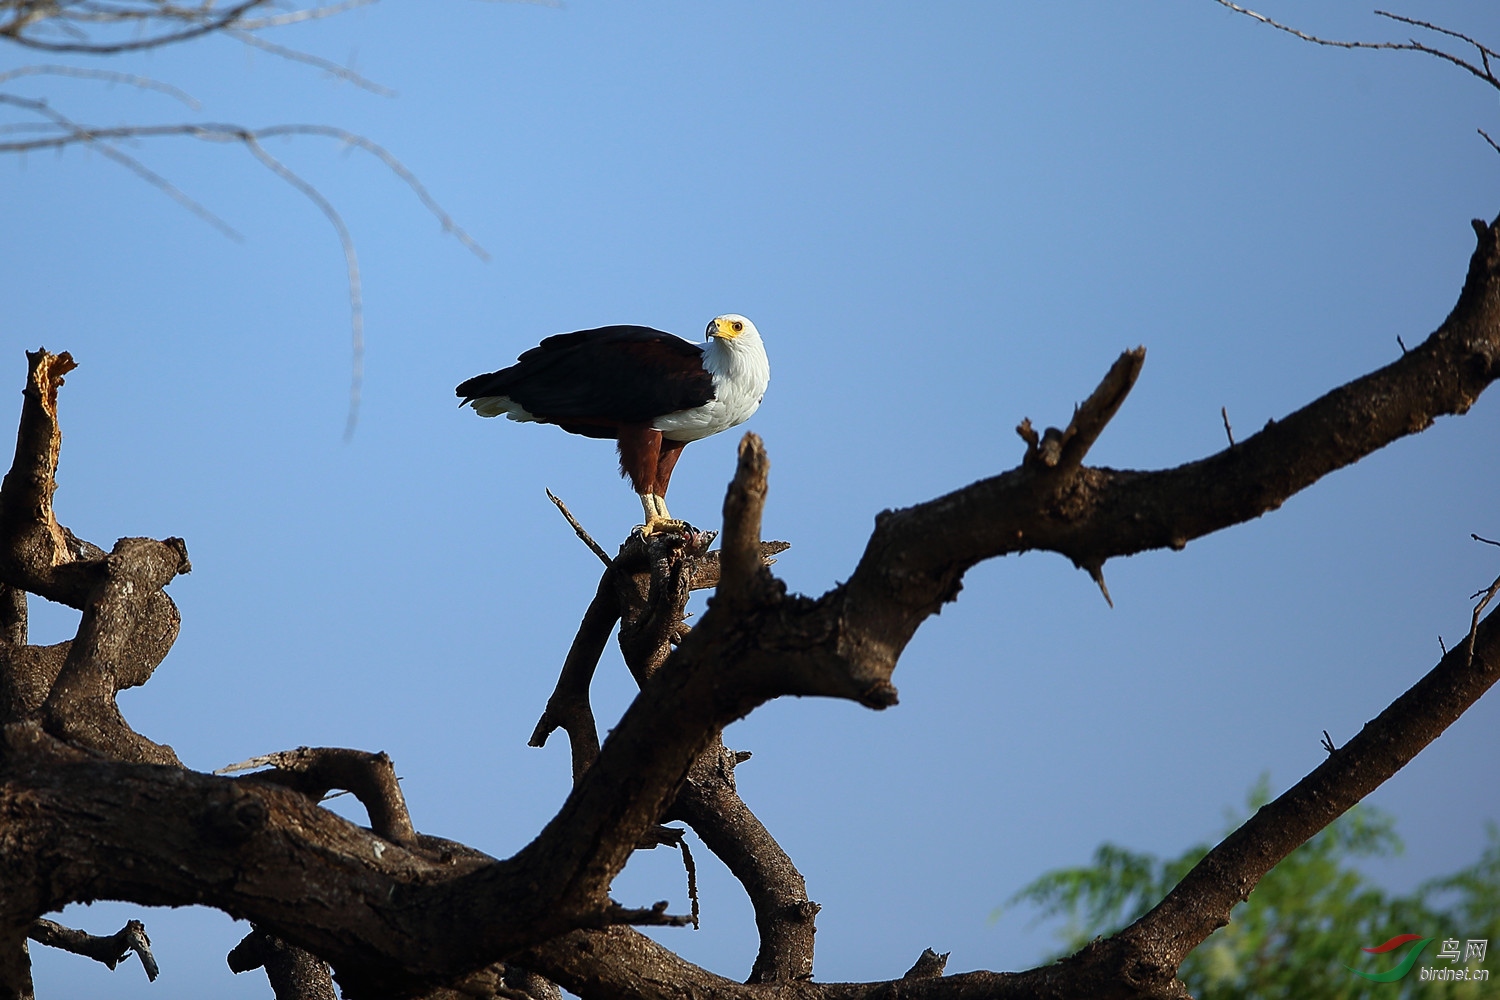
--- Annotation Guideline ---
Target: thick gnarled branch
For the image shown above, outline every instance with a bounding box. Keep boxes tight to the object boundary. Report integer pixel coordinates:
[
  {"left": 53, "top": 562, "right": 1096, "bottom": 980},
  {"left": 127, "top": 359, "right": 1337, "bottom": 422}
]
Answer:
[
  {"left": 40, "top": 537, "right": 188, "bottom": 765},
  {"left": 0, "top": 352, "right": 189, "bottom": 763},
  {"left": 219, "top": 747, "right": 417, "bottom": 849},
  {"left": 2, "top": 212, "right": 1499, "bottom": 999},
  {"left": 532, "top": 511, "right": 815, "bottom": 982}
]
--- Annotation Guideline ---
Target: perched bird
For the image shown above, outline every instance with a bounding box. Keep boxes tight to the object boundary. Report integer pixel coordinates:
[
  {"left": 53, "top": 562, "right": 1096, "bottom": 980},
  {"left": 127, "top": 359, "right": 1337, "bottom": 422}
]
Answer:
[{"left": 457, "top": 314, "right": 769, "bottom": 534}]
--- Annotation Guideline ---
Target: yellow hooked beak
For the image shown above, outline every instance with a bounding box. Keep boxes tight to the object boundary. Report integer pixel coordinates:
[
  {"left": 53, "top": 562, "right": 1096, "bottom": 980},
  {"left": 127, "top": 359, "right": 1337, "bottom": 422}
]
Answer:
[{"left": 708, "top": 316, "right": 746, "bottom": 340}]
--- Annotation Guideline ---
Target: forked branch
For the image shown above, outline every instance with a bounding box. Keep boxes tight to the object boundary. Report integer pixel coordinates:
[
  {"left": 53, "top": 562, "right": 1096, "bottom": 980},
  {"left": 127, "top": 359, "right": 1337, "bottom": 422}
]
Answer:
[
  {"left": 27, "top": 918, "right": 157, "bottom": 981},
  {"left": 2, "top": 205, "right": 1499, "bottom": 996}
]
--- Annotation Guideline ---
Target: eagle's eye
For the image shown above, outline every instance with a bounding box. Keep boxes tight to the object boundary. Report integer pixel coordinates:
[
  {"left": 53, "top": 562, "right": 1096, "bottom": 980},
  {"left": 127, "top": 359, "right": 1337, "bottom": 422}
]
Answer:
[{"left": 731, "top": 320, "right": 744, "bottom": 333}]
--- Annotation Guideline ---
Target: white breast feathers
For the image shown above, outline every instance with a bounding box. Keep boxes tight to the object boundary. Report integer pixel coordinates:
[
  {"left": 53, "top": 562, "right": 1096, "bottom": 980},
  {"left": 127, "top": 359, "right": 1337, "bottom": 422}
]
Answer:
[{"left": 653, "top": 315, "right": 770, "bottom": 442}]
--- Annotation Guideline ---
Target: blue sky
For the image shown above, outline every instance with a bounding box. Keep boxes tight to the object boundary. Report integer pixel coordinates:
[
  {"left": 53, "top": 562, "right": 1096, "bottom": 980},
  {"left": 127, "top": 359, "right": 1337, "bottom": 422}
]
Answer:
[{"left": 4, "top": 1, "right": 1499, "bottom": 995}]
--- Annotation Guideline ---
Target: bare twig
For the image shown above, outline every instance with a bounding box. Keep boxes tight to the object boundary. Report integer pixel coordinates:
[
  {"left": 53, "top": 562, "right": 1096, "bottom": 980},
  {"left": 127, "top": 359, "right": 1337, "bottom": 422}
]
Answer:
[
  {"left": 1214, "top": 2, "right": 1500, "bottom": 93},
  {"left": 254, "top": 125, "right": 489, "bottom": 262},
  {"left": 0, "top": 112, "right": 488, "bottom": 436},
  {"left": 639, "top": 826, "right": 702, "bottom": 930},
  {"left": 0, "top": 94, "right": 241, "bottom": 237},
  {"left": 29, "top": 918, "right": 158, "bottom": 981},
  {"left": 678, "top": 835, "right": 700, "bottom": 930},
  {"left": 0, "top": 120, "right": 489, "bottom": 260},
  {"left": 227, "top": 28, "right": 394, "bottom": 95},
  {"left": 235, "top": 0, "right": 380, "bottom": 32},
  {"left": 240, "top": 133, "right": 366, "bottom": 439},
  {"left": 2, "top": 0, "right": 272, "bottom": 54},
  {"left": 0, "top": 65, "right": 200, "bottom": 107},
  {"left": 1467, "top": 574, "right": 1500, "bottom": 669},
  {"left": 1375, "top": 11, "right": 1500, "bottom": 67},
  {"left": 602, "top": 901, "right": 697, "bottom": 929},
  {"left": 1083, "top": 560, "right": 1114, "bottom": 608},
  {"left": 547, "top": 489, "right": 611, "bottom": 567},
  {"left": 1221, "top": 405, "right": 1235, "bottom": 446}
]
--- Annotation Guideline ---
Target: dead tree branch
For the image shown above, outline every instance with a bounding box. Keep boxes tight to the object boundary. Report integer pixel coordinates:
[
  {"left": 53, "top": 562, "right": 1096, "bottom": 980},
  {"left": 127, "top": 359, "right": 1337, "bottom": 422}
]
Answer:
[
  {"left": 1214, "top": 1, "right": 1500, "bottom": 90},
  {"left": 530, "top": 571, "right": 616, "bottom": 781},
  {"left": 547, "top": 489, "right": 611, "bottom": 567},
  {"left": 219, "top": 747, "right": 418, "bottom": 849},
  {"left": 1111, "top": 592, "right": 1500, "bottom": 972},
  {"left": 0, "top": 0, "right": 273, "bottom": 54},
  {"left": 27, "top": 918, "right": 157, "bottom": 981},
  {"left": 665, "top": 740, "right": 818, "bottom": 983},
  {"left": 1215, "top": 1, "right": 1500, "bottom": 164},
  {"left": 1, "top": 1, "right": 490, "bottom": 437},
  {"left": 1, "top": 206, "right": 1498, "bottom": 996},
  {"left": 0, "top": 351, "right": 188, "bottom": 764}
]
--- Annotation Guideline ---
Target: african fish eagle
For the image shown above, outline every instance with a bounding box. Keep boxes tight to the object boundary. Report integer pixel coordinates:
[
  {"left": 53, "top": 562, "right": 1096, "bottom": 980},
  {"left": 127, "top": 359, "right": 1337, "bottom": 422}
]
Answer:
[{"left": 456, "top": 314, "right": 769, "bottom": 534}]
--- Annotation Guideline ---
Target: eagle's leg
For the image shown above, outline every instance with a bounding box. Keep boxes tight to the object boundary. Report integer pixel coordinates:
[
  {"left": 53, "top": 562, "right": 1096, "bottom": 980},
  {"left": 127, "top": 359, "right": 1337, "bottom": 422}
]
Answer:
[
  {"left": 643, "top": 438, "right": 691, "bottom": 534},
  {"left": 619, "top": 426, "right": 688, "bottom": 535}
]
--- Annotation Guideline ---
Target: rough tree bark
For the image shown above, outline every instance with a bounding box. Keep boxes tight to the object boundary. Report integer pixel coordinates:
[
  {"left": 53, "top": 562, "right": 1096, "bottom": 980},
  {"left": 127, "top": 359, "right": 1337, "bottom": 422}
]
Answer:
[{"left": 1, "top": 211, "right": 1498, "bottom": 999}]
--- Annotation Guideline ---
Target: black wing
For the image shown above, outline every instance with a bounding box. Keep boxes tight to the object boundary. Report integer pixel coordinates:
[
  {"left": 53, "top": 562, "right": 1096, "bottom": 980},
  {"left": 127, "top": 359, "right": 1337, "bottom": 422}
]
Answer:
[{"left": 456, "top": 325, "right": 715, "bottom": 425}]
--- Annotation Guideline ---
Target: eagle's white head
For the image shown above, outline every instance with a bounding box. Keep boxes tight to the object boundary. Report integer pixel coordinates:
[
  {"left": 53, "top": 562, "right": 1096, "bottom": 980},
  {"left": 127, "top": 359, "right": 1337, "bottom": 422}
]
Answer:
[{"left": 701, "top": 313, "right": 769, "bottom": 405}]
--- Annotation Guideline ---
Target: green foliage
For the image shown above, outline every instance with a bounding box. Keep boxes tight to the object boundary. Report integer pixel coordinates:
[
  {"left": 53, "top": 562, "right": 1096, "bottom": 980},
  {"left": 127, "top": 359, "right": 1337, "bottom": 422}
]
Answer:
[{"left": 1004, "top": 782, "right": 1500, "bottom": 999}]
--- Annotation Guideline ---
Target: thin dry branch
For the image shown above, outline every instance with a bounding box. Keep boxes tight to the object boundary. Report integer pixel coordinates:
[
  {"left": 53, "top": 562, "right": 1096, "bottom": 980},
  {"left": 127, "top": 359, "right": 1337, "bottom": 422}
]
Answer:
[
  {"left": 547, "top": 489, "right": 611, "bottom": 567},
  {"left": 0, "top": 64, "right": 200, "bottom": 107},
  {"left": 603, "top": 901, "right": 696, "bottom": 930},
  {"left": 1119, "top": 581, "right": 1500, "bottom": 970},
  {"left": 2, "top": 0, "right": 270, "bottom": 54},
  {"left": 235, "top": 0, "right": 379, "bottom": 31},
  {"left": 0, "top": 118, "right": 488, "bottom": 435},
  {"left": 227, "top": 28, "right": 395, "bottom": 95},
  {"left": 1213, "top": 2, "right": 1500, "bottom": 93},
  {"left": 240, "top": 131, "right": 366, "bottom": 439},
  {"left": 1057, "top": 347, "right": 1146, "bottom": 469},
  {"left": 0, "top": 93, "right": 242, "bottom": 236},
  {"left": 1, "top": 0, "right": 495, "bottom": 444},
  {"left": 1467, "top": 573, "right": 1500, "bottom": 669},
  {"left": 28, "top": 917, "right": 158, "bottom": 981},
  {"left": 0, "top": 0, "right": 272, "bottom": 54}
]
